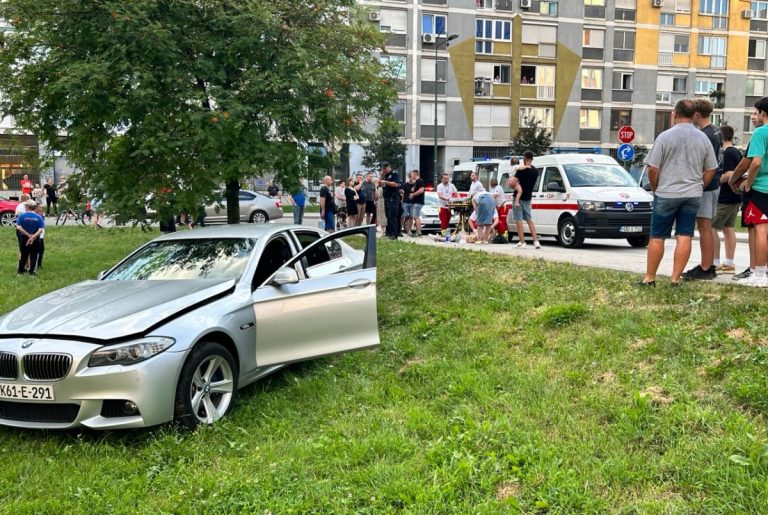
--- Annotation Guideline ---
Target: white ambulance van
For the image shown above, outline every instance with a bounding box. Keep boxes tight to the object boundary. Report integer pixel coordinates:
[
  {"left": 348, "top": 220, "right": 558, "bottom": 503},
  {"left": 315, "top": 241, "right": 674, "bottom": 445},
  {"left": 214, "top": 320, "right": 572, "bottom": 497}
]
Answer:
[{"left": 527, "top": 154, "right": 653, "bottom": 248}]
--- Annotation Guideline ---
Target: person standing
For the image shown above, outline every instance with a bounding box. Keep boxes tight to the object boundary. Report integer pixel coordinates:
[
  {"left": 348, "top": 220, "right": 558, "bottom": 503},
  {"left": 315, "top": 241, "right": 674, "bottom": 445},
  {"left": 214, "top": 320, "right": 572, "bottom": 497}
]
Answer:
[
  {"left": 683, "top": 98, "right": 722, "bottom": 280},
  {"left": 739, "top": 97, "right": 768, "bottom": 286},
  {"left": 436, "top": 173, "right": 457, "bottom": 236},
  {"left": 362, "top": 173, "right": 377, "bottom": 225},
  {"left": 43, "top": 177, "right": 58, "bottom": 216},
  {"left": 711, "top": 125, "right": 743, "bottom": 274},
  {"left": 267, "top": 181, "right": 279, "bottom": 197},
  {"left": 469, "top": 170, "right": 483, "bottom": 196},
  {"left": 379, "top": 161, "right": 401, "bottom": 239},
  {"left": 319, "top": 175, "right": 336, "bottom": 233},
  {"left": 640, "top": 99, "right": 718, "bottom": 287},
  {"left": 289, "top": 180, "right": 307, "bottom": 225},
  {"left": 375, "top": 179, "right": 387, "bottom": 233},
  {"left": 344, "top": 178, "right": 359, "bottom": 227},
  {"left": 513, "top": 150, "right": 541, "bottom": 249},
  {"left": 406, "top": 169, "right": 425, "bottom": 237},
  {"left": 20, "top": 174, "right": 33, "bottom": 196},
  {"left": 15, "top": 199, "right": 44, "bottom": 276},
  {"left": 334, "top": 179, "right": 347, "bottom": 229}
]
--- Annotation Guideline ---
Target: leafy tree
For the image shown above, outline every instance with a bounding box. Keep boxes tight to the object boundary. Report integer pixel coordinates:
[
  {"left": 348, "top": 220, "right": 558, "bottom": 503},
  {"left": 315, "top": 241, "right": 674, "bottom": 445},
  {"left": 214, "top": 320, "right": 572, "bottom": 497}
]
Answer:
[
  {"left": 362, "top": 115, "right": 406, "bottom": 173},
  {"left": 509, "top": 117, "right": 553, "bottom": 157},
  {"left": 0, "top": 0, "right": 395, "bottom": 223}
]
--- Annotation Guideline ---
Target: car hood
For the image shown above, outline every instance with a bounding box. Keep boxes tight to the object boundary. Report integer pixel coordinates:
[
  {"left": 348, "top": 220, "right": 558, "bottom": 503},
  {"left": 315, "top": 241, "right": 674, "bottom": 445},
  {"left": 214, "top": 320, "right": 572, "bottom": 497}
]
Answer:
[
  {"left": 568, "top": 186, "right": 652, "bottom": 202},
  {"left": 0, "top": 279, "right": 235, "bottom": 341}
]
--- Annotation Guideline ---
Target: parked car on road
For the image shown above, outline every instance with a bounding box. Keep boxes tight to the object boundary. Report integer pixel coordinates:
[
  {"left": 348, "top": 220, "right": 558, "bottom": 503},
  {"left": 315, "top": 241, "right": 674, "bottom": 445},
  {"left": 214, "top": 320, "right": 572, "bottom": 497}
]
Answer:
[
  {"left": 0, "top": 224, "right": 379, "bottom": 429},
  {"left": 0, "top": 196, "right": 20, "bottom": 227},
  {"left": 419, "top": 192, "right": 458, "bottom": 233},
  {"left": 205, "top": 190, "right": 283, "bottom": 223}
]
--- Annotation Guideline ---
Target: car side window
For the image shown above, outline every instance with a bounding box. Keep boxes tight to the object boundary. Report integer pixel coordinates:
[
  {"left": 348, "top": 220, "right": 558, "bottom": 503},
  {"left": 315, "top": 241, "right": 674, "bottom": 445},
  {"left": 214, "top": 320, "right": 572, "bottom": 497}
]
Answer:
[
  {"left": 542, "top": 167, "right": 564, "bottom": 192},
  {"left": 293, "top": 231, "right": 321, "bottom": 250},
  {"left": 239, "top": 192, "right": 255, "bottom": 201},
  {"left": 301, "top": 232, "right": 369, "bottom": 279},
  {"left": 252, "top": 236, "right": 293, "bottom": 289}
]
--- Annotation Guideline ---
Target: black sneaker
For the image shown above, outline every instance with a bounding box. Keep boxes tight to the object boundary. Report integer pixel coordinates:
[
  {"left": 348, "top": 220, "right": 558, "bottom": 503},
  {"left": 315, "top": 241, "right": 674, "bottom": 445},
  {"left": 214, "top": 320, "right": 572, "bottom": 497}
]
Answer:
[
  {"left": 683, "top": 265, "right": 717, "bottom": 280},
  {"left": 637, "top": 280, "right": 656, "bottom": 287},
  {"left": 733, "top": 268, "right": 753, "bottom": 281}
]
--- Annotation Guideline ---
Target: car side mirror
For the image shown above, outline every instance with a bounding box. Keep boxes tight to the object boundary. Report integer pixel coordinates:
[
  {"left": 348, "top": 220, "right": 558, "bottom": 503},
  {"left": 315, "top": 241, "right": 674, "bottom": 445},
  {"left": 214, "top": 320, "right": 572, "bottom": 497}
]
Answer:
[
  {"left": 643, "top": 182, "right": 652, "bottom": 192},
  {"left": 547, "top": 182, "right": 564, "bottom": 193},
  {"left": 271, "top": 267, "right": 299, "bottom": 286},
  {"left": 96, "top": 270, "right": 107, "bottom": 280}
]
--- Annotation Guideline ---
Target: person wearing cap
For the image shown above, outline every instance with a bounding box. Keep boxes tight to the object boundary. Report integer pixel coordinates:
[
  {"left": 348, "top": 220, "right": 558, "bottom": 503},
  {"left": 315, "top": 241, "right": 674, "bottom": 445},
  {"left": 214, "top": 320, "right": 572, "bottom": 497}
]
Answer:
[
  {"left": 15, "top": 199, "right": 45, "bottom": 276},
  {"left": 378, "top": 161, "right": 401, "bottom": 239}
]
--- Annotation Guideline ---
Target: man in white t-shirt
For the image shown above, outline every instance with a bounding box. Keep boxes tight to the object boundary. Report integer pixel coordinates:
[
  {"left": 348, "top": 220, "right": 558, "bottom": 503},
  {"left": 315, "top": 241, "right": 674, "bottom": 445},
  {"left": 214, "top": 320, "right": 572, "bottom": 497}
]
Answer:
[
  {"left": 490, "top": 177, "right": 506, "bottom": 208},
  {"left": 15, "top": 194, "right": 31, "bottom": 218},
  {"left": 436, "top": 173, "right": 457, "bottom": 234},
  {"left": 468, "top": 171, "right": 484, "bottom": 196}
]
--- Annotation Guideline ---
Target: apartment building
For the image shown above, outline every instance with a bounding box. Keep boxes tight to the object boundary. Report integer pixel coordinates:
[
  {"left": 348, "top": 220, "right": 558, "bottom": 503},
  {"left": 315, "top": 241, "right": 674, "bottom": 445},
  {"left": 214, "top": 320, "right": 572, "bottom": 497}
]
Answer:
[{"left": 353, "top": 0, "right": 760, "bottom": 185}]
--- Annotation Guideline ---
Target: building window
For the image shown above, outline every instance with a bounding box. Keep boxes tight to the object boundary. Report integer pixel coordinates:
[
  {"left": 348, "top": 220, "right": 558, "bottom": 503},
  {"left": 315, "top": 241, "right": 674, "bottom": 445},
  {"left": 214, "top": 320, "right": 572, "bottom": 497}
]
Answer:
[
  {"left": 476, "top": 0, "right": 493, "bottom": 8},
  {"left": 673, "top": 76, "right": 687, "bottom": 92},
  {"left": 421, "top": 102, "right": 446, "bottom": 126},
  {"left": 584, "top": 0, "right": 605, "bottom": 5},
  {"left": 749, "top": 39, "right": 767, "bottom": 59},
  {"left": 519, "top": 107, "right": 554, "bottom": 129},
  {"left": 520, "top": 65, "right": 555, "bottom": 99},
  {"left": 522, "top": 23, "right": 557, "bottom": 58},
  {"left": 583, "top": 28, "right": 605, "bottom": 48},
  {"left": 676, "top": 0, "right": 691, "bottom": 13},
  {"left": 694, "top": 79, "right": 723, "bottom": 95},
  {"left": 754, "top": 2, "right": 768, "bottom": 20},
  {"left": 475, "top": 62, "right": 511, "bottom": 96},
  {"left": 540, "top": 1, "right": 558, "bottom": 15},
  {"left": 698, "top": 36, "right": 727, "bottom": 68},
  {"left": 581, "top": 68, "right": 603, "bottom": 89},
  {"left": 660, "top": 13, "right": 675, "bottom": 25},
  {"left": 380, "top": 55, "right": 407, "bottom": 93},
  {"left": 580, "top": 109, "right": 601, "bottom": 129},
  {"left": 610, "top": 110, "right": 632, "bottom": 130},
  {"left": 614, "top": 30, "right": 635, "bottom": 61},
  {"left": 674, "top": 35, "right": 689, "bottom": 53},
  {"left": 615, "top": 0, "right": 636, "bottom": 7},
  {"left": 745, "top": 114, "right": 754, "bottom": 133},
  {"left": 422, "top": 14, "right": 447, "bottom": 36},
  {"left": 699, "top": 0, "right": 728, "bottom": 15},
  {"left": 476, "top": 18, "right": 511, "bottom": 54},
  {"left": 393, "top": 101, "right": 406, "bottom": 138},
  {"left": 612, "top": 72, "right": 633, "bottom": 90},
  {"left": 421, "top": 59, "right": 446, "bottom": 82},
  {"left": 474, "top": 105, "right": 510, "bottom": 141},
  {"left": 747, "top": 78, "right": 765, "bottom": 96},
  {"left": 379, "top": 10, "right": 408, "bottom": 34}
]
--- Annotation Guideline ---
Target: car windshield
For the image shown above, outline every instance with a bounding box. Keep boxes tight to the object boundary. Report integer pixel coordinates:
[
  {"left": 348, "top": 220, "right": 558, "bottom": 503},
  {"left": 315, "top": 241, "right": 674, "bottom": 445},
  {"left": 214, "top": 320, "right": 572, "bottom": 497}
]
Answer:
[
  {"left": 104, "top": 238, "right": 257, "bottom": 281},
  {"left": 563, "top": 164, "right": 637, "bottom": 188},
  {"left": 424, "top": 193, "right": 440, "bottom": 206}
]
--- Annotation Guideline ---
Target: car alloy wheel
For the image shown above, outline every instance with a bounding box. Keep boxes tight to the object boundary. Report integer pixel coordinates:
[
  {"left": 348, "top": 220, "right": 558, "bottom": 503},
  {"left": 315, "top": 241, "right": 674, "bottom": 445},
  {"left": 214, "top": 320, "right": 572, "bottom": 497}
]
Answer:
[
  {"left": 0, "top": 211, "right": 13, "bottom": 227},
  {"left": 175, "top": 342, "right": 237, "bottom": 429},
  {"left": 249, "top": 210, "right": 268, "bottom": 223}
]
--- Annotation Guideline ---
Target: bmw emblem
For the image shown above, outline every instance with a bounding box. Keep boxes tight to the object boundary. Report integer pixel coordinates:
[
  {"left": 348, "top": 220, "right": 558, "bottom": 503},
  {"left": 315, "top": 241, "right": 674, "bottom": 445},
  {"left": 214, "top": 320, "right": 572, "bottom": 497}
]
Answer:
[
  {"left": 21, "top": 339, "right": 35, "bottom": 349},
  {"left": 625, "top": 203, "right": 635, "bottom": 212}
]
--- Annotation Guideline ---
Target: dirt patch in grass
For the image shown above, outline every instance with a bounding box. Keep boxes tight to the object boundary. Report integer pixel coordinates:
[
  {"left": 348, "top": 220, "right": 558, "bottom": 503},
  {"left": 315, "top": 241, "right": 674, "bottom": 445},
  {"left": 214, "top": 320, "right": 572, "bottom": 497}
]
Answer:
[
  {"left": 398, "top": 358, "right": 426, "bottom": 375},
  {"left": 727, "top": 328, "right": 749, "bottom": 341},
  {"left": 597, "top": 372, "right": 617, "bottom": 385},
  {"left": 495, "top": 481, "right": 520, "bottom": 500},
  {"left": 640, "top": 386, "right": 675, "bottom": 405},
  {"left": 630, "top": 338, "right": 652, "bottom": 351}
]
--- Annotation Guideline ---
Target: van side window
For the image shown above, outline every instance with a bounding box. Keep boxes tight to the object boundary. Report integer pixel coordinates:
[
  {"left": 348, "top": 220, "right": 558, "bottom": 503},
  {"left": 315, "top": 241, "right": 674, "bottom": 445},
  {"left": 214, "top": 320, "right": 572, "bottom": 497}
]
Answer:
[
  {"left": 532, "top": 167, "right": 543, "bottom": 193},
  {"left": 500, "top": 173, "right": 511, "bottom": 192},
  {"left": 542, "top": 167, "right": 564, "bottom": 192}
]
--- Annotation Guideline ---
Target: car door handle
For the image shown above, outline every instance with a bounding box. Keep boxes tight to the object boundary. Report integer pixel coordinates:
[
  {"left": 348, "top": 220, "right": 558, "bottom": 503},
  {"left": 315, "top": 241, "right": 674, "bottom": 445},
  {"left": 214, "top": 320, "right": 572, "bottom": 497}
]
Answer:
[{"left": 347, "top": 278, "right": 372, "bottom": 289}]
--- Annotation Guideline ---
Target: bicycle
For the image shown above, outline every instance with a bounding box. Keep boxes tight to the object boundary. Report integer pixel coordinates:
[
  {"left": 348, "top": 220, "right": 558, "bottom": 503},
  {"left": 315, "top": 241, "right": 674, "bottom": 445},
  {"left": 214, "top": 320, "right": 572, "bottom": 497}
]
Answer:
[{"left": 55, "top": 207, "right": 90, "bottom": 226}]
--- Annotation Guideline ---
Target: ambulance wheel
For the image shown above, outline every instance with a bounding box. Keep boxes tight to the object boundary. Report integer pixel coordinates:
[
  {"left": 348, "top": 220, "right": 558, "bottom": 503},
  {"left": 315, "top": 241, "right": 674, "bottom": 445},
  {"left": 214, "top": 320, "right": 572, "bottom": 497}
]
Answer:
[
  {"left": 627, "top": 236, "right": 649, "bottom": 248},
  {"left": 557, "top": 216, "right": 584, "bottom": 248}
]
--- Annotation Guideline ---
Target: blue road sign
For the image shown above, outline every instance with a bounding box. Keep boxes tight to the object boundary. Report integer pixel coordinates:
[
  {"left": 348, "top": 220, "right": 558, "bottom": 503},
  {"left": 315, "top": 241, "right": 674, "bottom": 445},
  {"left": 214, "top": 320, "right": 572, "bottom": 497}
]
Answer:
[{"left": 617, "top": 143, "right": 635, "bottom": 162}]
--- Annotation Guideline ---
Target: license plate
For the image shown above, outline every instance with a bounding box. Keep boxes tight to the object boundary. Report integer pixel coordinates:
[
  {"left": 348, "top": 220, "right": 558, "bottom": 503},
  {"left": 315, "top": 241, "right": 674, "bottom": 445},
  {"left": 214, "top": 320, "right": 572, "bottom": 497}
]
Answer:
[
  {"left": 620, "top": 226, "right": 643, "bottom": 233},
  {"left": 0, "top": 383, "right": 55, "bottom": 401}
]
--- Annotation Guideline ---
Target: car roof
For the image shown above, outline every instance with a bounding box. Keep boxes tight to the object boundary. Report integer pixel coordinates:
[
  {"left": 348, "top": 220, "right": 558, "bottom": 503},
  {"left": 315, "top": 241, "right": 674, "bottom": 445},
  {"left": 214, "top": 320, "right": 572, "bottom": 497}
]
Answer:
[
  {"left": 533, "top": 154, "right": 619, "bottom": 166},
  {"left": 154, "top": 223, "right": 292, "bottom": 241}
]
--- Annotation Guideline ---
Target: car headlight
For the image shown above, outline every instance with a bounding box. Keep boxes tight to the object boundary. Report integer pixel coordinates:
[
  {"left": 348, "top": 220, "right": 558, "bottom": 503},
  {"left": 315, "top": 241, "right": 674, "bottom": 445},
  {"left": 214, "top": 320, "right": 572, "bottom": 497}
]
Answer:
[
  {"left": 89, "top": 337, "right": 175, "bottom": 367},
  {"left": 578, "top": 200, "right": 605, "bottom": 211}
]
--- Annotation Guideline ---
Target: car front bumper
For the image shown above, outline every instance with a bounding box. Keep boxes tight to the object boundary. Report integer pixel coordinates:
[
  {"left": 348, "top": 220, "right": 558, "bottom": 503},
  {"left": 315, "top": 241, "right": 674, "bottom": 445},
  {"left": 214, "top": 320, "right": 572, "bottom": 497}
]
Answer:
[
  {"left": 0, "top": 338, "right": 185, "bottom": 429},
  {"left": 574, "top": 211, "right": 651, "bottom": 238}
]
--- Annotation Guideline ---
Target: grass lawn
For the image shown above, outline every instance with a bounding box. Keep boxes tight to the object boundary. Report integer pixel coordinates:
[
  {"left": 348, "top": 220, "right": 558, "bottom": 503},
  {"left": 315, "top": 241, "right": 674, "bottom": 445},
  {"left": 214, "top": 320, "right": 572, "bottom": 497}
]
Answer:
[{"left": 1, "top": 226, "right": 768, "bottom": 512}]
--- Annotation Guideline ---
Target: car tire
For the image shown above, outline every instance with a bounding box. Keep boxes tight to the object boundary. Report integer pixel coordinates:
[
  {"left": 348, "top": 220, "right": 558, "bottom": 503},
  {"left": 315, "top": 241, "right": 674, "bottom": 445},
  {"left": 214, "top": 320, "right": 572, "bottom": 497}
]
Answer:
[
  {"left": 557, "top": 216, "right": 584, "bottom": 249},
  {"left": 627, "top": 236, "right": 649, "bottom": 248},
  {"left": 249, "top": 210, "right": 268, "bottom": 224},
  {"left": 0, "top": 211, "right": 13, "bottom": 227},
  {"left": 174, "top": 342, "right": 238, "bottom": 430}
]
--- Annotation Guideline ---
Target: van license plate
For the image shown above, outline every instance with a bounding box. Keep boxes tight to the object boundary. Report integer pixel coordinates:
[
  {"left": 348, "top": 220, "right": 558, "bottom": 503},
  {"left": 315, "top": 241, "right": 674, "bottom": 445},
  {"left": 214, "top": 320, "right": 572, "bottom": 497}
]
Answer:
[{"left": 620, "top": 226, "right": 642, "bottom": 233}]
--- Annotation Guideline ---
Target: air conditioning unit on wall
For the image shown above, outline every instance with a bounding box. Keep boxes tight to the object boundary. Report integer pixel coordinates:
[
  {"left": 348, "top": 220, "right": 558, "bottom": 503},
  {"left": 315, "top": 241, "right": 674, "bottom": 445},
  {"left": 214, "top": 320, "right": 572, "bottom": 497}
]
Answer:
[
  {"left": 368, "top": 11, "right": 381, "bottom": 22},
  {"left": 652, "top": 0, "right": 664, "bottom": 7},
  {"left": 422, "top": 33, "right": 436, "bottom": 44},
  {"left": 743, "top": 10, "right": 753, "bottom": 19},
  {"left": 520, "top": 0, "right": 532, "bottom": 8}
]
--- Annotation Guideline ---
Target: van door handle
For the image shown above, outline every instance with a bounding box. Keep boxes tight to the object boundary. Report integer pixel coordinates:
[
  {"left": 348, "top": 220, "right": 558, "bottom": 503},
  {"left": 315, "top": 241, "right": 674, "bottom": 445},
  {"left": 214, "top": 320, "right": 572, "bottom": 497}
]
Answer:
[{"left": 347, "top": 278, "right": 371, "bottom": 289}]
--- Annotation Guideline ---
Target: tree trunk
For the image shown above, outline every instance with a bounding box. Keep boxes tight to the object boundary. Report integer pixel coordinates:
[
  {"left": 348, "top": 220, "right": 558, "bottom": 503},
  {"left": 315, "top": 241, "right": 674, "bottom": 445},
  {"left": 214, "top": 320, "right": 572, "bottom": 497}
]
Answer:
[{"left": 225, "top": 178, "right": 240, "bottom": 224}]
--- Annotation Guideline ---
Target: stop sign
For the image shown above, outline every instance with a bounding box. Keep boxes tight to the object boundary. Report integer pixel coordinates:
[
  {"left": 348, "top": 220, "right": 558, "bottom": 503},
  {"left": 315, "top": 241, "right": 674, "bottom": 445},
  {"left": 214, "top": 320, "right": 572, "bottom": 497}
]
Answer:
[{"left": 618, "top": 125, "right": 635, "bottom": 144}]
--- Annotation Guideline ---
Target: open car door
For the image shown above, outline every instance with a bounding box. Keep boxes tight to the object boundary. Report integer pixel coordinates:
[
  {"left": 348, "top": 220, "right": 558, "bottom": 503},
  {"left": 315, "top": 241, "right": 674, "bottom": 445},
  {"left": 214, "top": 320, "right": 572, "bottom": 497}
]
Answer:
[{"left": 252, "top": 225, "right": 379, "bottom": 366}]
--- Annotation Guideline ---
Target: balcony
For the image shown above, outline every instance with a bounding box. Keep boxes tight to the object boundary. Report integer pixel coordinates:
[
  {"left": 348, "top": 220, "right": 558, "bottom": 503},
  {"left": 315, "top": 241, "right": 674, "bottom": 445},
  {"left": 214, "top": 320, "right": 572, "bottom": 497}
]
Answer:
[
  {"left": 658, "top": 52, "right": 673, "bottom": 66},
  {"left": 474, "top": 79, "right": 511, "bottom": 98},
  {"left": 537, "top": 85, "right": 555, "bottom": 100}
]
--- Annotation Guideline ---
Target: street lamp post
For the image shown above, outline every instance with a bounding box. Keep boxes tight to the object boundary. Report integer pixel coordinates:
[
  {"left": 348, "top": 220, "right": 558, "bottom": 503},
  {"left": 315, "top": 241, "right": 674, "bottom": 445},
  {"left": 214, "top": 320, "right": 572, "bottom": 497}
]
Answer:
[{"left": 433, "top": 33, "right": 458, "bottom": 186}]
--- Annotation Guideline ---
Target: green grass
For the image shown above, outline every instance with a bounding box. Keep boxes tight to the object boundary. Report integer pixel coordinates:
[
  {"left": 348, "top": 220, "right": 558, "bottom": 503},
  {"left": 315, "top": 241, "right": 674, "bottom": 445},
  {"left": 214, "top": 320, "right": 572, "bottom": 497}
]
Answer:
[{"left": 1, "top": 227, "right": 768, "bottom": 512}]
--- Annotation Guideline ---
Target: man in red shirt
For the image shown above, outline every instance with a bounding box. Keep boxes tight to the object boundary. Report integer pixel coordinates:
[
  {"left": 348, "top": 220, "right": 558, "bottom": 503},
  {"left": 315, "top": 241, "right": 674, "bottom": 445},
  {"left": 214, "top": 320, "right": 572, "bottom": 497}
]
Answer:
[{"left": 20, "top": 174, "right": 33, "bottom": 196}]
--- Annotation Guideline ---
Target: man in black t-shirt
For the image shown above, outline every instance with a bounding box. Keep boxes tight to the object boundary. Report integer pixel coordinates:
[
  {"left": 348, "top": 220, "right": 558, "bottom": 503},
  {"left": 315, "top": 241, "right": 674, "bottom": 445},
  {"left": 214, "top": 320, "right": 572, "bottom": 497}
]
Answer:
[
  {"left": 512, "top": 150, "right": 541, "bottom": 248},
  {"left": 405, "top": 169, "right": 425, "bottom": 236},
  {"left": 319, "top": 175, "right": 336, "bottom": 232},
  {"left": 712, "top": 125, "right": 743, "bottom": 274},
  {"left": 43, "top": 177, "right": 58, "bottom": 216},
  {"left": 379, "top": 161, "right": 401, "bottom": 239}
]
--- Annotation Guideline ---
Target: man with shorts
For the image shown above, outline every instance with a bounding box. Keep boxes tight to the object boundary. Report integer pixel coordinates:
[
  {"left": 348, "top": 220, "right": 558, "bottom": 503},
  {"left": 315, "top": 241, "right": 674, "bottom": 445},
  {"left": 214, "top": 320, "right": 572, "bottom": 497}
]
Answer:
[
  {"left": 319, "top": 175, "right": 336, "bottom": 233},
  {"left": 640, "top": 99, "right": 718, "bottom": 287},
  {"left": 740, "top": 97, "right": 768, "bottom": 287},
  {"left": 405, "top": 169, "right": 425, "bottom": 236},
  {"left": 711, "top": 125, "right": 743, "bottom": 274},
  {"left": 513, "top": 150, "right": 541, "bottom": 249},
  {"left": 362, "top": 173, "right": 376, "bottom": 225},
  {"left": 436, "top": 173, "right": 457, "bottom": 236},
  {"left": 683, "top": 98, "right": 722, "bottom": 280}
]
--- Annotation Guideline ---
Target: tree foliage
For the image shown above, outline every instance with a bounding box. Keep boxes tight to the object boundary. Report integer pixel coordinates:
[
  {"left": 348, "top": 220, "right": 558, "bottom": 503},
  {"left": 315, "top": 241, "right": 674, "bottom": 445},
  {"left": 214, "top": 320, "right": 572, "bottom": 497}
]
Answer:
[
  {"left": 509, "top": 117, "right": 553, "bottom": 157},
  {"left": 362, "top": 116, "right": 406, "bottom": 173},
  {"left": 0, "top": 0, "right": 396, "bottom": 222}
]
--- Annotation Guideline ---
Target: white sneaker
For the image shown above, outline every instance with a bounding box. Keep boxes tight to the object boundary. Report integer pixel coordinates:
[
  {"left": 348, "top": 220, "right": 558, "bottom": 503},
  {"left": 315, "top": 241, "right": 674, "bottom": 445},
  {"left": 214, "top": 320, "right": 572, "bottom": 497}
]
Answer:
[
  {"left": 743, "top": 275, "right": 768, "bottom": 287},
  {"left": 533, "top": 240, "right": 541, "bottom": 249},
  {"left": 515, "top": 242, "right": 527, "bottom": 248}
]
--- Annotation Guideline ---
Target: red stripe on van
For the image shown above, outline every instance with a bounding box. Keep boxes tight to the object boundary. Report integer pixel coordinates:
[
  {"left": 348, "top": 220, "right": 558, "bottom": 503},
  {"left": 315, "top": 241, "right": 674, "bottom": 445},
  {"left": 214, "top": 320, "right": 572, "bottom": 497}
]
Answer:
[{"left": 531, "top": 203, "right": 579, "bottom": 210}]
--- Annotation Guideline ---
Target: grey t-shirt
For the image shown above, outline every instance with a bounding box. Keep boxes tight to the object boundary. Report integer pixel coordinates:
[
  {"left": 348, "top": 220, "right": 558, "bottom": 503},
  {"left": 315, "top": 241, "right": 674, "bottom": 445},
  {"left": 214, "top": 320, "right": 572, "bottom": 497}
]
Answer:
[{"left": 645, "top": 123, "right": 719, "bottom": 198}]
